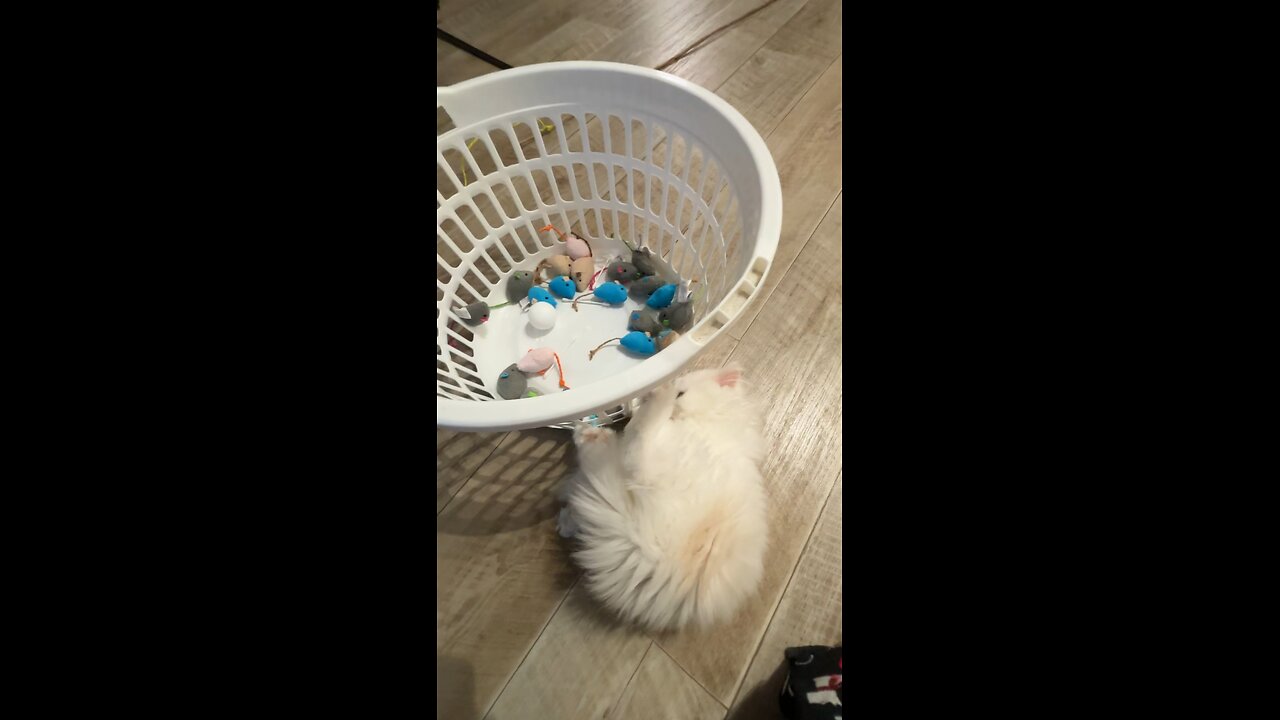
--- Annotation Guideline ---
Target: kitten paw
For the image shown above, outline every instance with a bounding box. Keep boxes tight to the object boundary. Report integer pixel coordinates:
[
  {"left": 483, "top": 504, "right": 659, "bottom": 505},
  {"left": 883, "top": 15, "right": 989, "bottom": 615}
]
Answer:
[
  {"left": 557, "top": 507, "right": 579, "bottom": 538},
  {"left": 573, "top": 423, "right": 613, "bottom": 445}
]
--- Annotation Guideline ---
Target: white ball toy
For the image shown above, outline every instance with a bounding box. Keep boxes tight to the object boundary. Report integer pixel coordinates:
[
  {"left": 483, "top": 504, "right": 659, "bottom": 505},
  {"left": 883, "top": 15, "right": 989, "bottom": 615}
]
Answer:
[{"left": 528, "top": 301, "right": 557, "bottom": 330}]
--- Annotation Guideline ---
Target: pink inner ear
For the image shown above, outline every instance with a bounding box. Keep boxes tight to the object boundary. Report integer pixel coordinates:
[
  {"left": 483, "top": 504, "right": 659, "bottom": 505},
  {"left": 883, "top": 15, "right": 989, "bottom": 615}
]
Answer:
[{"left": 717, "top": 369, "right": 741, "bottom": 387}]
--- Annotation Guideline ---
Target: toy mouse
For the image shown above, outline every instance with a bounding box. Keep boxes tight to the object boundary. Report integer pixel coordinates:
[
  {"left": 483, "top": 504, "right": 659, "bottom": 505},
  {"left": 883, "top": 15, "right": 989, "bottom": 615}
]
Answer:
[
  {"left": 538, "top": 255, "right": 572, "bottom": 282},
  {"left": 620, "top": 331, "right": 657, "bottom": 355},
  {"left": 589, "top": 331, "right": 656, "bottom": 359},
  {"left": 572, "top": 281, "right": 628, "bottom": 311},
  {"left": 549, "top": 275, "right": 577, "bottom": 299},
  {"left": 455, "top": 299, "right": 515, "bottom": 326},
  {"left": 496, "top": 363, "right": 528, "bottom": 399},
  {"left": 507, "top": 271, "right": 535, "bottom": 303},
  {"left": 659, "top": 300, "right": 694, "bottom": 332},
  {"left": 646, "top": 283, "right": 678, "bottom": 309},
  {"left": 628, "top": 309, "right": 664, "bottom": 334},
  {"left": 629, "top": 274, "right": 666, "bottom": 298},
  {"left": 516, "top": 347, "right": 568, "bottom": 388},
  {"left": 517, "top": 347, "right": 556, "bottom": 373},
  {"left": 606, "top": 260, "right": 640, "bottom": 284},
  {"left": 570, "top": 256, "right": 596, "bottom": 291},
  {"left": 614, "top": 235, "right": 660, "bottom": 277},
  {"left": 455, "top": 301, "right": 491, "bottom": 326},
  {"left": 630, "top": 246, "right": 660, "bottom": 277},
  {"left": 657, "top": 281, "right": 696, "bottom": 330},
  {"left": 566, "top": 234, "right": 591, "bottom": 260},
  {"left": 542, "top": 224, "right": 592, "bottom": 260},
  {"left": 528, "top": 286, "right": 557, "bottom": 307}
]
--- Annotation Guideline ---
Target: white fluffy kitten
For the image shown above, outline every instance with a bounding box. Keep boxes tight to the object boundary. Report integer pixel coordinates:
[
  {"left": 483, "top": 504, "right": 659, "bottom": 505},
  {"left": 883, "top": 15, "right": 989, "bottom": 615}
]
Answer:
[{"left": 558, "top": 365, "right": 768, "bottom": 630}]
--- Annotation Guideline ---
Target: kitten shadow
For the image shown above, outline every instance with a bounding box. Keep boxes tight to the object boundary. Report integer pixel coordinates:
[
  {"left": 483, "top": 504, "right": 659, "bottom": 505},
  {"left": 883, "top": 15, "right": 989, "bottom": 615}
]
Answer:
[
  {"left": 725, "top": 659, "right": 788, "bottom": 720},
  {"left": 436, "top": 654, "right": 480, "bottom": 720}
]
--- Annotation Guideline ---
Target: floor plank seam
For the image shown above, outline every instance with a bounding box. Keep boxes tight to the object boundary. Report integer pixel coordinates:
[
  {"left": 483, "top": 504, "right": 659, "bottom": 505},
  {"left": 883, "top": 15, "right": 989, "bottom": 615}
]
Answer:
[
  {"left": 480, "top": 572, "right": 583, "bottom": 720},
  {"left": 651, "top": 640, "right": 730, "bottom": 710},
  {"left": 724, "top": 469, "right": 841, "bottom": 710},
  {"left": 727, "top": 190, "right": 840, "bottom": 344},
  {"left": 610, "top": 640, "right": 655, "bottom": 715},
  {"left": 758, "top": 54, "right": 840, "bottom": 144},
  {"left": 700, "top": 0, "right": 816, "bottom": 94},
  {"left": 437, "top": 431, "right": 511, "bottom": 517}
]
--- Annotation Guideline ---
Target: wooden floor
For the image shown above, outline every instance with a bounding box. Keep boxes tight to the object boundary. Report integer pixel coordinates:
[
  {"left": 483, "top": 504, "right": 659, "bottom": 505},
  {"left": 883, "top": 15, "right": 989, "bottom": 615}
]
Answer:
[{"left": 438, "top": 1, "right": 841, "bottom": 717}]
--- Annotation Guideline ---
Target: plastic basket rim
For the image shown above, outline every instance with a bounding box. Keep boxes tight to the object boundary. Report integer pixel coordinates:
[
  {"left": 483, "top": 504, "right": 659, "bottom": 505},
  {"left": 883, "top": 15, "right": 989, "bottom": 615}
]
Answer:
[{"left": 437, "top": 61, "right": 782, "bottom": 432}]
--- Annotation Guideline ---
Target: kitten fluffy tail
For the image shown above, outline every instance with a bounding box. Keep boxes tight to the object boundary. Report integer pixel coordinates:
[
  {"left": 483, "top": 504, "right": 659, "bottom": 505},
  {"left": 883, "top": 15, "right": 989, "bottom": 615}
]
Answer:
[{"left": 567, "top": 461, "right": 766, "bottom": 631}]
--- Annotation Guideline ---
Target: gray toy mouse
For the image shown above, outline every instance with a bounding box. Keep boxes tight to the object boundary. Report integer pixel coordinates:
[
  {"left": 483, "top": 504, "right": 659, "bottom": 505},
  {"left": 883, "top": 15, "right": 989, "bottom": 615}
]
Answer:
[
  {"left": 630, "top": 247, "right": 661, "bottom": 277},
  {"left": 455, "top": 301, "right": 491, "bottom": 326},
  {"left": 606, "top": 260, "right": 640, "bottom": 284},
  {"left": 506, "top": 271, "right": 535, "bottom": 303},
  {"left": 629, "top": 274, "right": 667, "bottom": 298},
  {"left": 627, "top": 308, "right": 664, "bottom": 335},
  {"left": 496, "top": 363, "right": 528, "bottom": 399},
  {"left": 658, "top": 300, "right": 694, "bottom": 332}
]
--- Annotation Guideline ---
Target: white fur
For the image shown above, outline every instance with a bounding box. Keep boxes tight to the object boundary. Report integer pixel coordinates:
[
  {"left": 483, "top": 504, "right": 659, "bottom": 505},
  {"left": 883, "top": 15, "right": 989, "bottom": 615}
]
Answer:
[{"left": 559, "top": 366, "right": 768, "bottom": 630}]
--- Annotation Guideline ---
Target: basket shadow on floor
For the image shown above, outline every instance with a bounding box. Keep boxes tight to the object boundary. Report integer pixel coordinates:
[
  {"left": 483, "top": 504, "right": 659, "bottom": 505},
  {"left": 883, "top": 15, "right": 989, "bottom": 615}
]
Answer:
[
  {"left": 437, "top": 419, "right": 632, "bottom": 537},
  {"left": 437, "top": 427, "right": 575, "bottom": 536}
]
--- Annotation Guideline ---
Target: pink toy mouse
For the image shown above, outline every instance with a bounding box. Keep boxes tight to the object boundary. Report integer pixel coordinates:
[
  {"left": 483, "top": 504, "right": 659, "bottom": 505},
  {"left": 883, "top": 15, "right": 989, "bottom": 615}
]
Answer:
[
  {"left": 515, "top": 347, "right": 568, "bottom": 389},
  {"left": 517, "top": 347, "right": 556, "bottom": 373},
  {"left": 542, "top": 224, "right": 592, "bottom": 260}
]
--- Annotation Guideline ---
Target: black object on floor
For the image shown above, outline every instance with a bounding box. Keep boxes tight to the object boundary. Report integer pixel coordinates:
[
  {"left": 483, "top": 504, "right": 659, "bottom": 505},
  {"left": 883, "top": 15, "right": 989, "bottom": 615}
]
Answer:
[
  {"left": 435, "top": 26, "right": 514, "bottom": 70},
  {"left": 779, "top": 645, "right": 843, "bottom": 719}
]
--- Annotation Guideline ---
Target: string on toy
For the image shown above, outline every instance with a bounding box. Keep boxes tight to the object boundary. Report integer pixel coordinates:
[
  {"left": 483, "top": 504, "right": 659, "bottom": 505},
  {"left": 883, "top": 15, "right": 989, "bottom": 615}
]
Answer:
[
  {"left": 541, "top": 223, "right": 566, "bottom": 240},
  {"left": 489, "top": 301, "right": 513, "bottom": 310},
  {"left": 553, "top": 352, "right": 568, "bottom": 389},
  {"left": 537, "top": 119, "right": 555, "bottom": 135},
  {"left": 615, "top": 234, "right": 636, "bottom": 251},
  {"left": 571, "top": 290, "right": 611, "bottom": 312},
  {"left": 586, "top": 266, "right": 605, "bottom": 291},
  {"left": 589, "top": 337, "right": 623, "bottom": 361}
]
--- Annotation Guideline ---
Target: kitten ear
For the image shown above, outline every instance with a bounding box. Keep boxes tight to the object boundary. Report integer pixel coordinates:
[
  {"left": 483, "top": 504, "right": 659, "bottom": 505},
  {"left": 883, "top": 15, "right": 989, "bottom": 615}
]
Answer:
[{"left": 716, "top": 366, "right": 743, "bottom": 388}]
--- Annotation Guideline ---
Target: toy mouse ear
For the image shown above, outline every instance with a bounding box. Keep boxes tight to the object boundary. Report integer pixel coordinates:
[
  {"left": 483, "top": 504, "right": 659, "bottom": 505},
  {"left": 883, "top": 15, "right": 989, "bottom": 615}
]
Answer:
[
  {"left": 716, "top": 365, "right": 743, "bottom": 388},
  {"left": 456, "top": 306, "right": 472, "bottom": 320}
]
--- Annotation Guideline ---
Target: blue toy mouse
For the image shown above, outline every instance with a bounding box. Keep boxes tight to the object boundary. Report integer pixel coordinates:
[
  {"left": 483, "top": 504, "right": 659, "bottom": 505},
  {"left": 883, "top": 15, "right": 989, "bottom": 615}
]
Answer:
[
  {"left": 646, "top": 283, "right": 678, "bottom": 309},
  {"left": 590, "top": 282, "right": 628, "bottom": 305},
  {"left": 549, "top": 275, "right": 577, "bottom": 299},
  {"left": 620, "top": 331, "right": 657, "bottom": 355},
  {"left": 528, "top": 286, "right": 557, "bottom": 307}
]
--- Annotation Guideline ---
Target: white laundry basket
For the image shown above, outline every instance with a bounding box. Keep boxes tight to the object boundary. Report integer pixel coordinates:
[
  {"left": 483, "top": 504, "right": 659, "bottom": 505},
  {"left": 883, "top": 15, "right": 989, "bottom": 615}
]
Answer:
[{"left": 437, "top": 61, "right": 781, "bottom": 432}]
